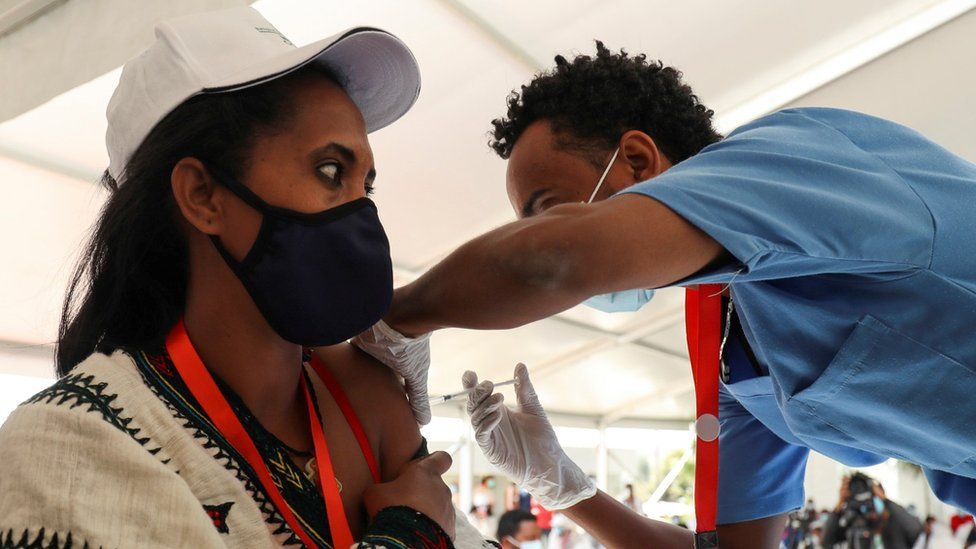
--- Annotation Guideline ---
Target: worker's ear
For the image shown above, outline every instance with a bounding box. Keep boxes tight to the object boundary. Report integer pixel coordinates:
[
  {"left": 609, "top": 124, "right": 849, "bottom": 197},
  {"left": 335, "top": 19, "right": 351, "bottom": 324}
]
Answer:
[
  {"left": 619, "top": 130, "right": 671, "bottom": 182},
  {"left": 170, "top": 157, "right": 225, "bottom": 236}
]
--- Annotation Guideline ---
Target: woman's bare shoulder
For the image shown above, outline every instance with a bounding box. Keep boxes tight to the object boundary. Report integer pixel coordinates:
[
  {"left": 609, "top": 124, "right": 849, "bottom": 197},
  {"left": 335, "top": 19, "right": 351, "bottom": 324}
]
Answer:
[
  {"left": 312, "top": 344, "right": 423, "bottom": 480},
  {"left": 314, "top": 343, "right": 401, "bottom": 394}
]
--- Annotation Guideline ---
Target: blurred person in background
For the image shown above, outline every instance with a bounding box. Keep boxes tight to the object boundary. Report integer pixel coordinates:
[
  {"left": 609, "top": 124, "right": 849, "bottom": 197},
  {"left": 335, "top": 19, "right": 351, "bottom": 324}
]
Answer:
[
  {"left": 521, "top": 487, "right": 534, "bottom": 512},
  {"left": 497, "top": 510, "right": 543, "bottom": 549},
  {"left": 621, "top": 484, "right": 642, "bottom": 514},
  {"left": 917, "top": 515, "right": 936, "bottom": 549},
  {"left": 472, "top": 475, "right": 500, "bottom": 535},
  {"left": 505, "top": 481, "right": 533, "bottom": 512},
  {"left": 822, "top": 474, "right": 922, "bottom": 549},
  {"left": 550, "top": 512, "right": 572, "bottom": 549},
  {"left": 670, "top": 516, "right": 689, "bottom": 529},
  {"left": 506, "top": 482, "right": 522, "bottom": 511},
  {"left": 550, "top": 512, "right": 590, "bottom": 549},
  {"left": 951, "top": 511, "right": 974, "bottom": 536},
  {"left": 810, "top": 515, "right": 828, "bottom": 548},
  {"left": 531, "top": 497, "right": 554, "bottom": 542},
  {"left": 784, "top": 499, "right": 821, "bottom": 549}
]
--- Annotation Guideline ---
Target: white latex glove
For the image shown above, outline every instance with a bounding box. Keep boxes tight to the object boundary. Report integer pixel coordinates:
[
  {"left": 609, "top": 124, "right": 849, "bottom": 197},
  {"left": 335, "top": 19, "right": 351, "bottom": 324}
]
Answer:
[
  {"left": 463, "top": 363, "right": 597, "bottom": 510},
  {"left": 352, "top": 319, "right": 432, "bottom": 425}
]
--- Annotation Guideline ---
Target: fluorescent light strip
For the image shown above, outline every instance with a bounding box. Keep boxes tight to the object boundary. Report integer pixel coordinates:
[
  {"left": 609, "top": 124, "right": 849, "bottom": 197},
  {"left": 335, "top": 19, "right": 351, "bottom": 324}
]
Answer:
[
  {"left": 716, "top": 0, "right": 976, "bottom": 133},
  {"left": 0, "top": 0, "right": 64, "bottom": 38}
]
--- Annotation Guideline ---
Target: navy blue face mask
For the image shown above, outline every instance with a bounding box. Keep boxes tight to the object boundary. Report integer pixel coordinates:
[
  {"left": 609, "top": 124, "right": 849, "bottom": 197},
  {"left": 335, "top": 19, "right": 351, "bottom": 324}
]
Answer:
[{"left": 206, "top": 166, "right": 393, "bottom": 347}]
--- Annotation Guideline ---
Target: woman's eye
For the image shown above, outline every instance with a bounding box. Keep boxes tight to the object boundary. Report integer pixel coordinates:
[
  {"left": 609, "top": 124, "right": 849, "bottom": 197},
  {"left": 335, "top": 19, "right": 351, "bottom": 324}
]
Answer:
[{"left": 317, "top": 163, "right": 340, "bottom": 181}]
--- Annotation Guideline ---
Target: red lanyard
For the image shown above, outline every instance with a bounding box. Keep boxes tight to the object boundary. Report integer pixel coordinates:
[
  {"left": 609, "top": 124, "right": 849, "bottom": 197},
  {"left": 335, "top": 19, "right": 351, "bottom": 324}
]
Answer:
[
  {"left": 166, "top": 319, "right": 354, "bottom": 549},
  {"left": 685, "top": 286, "right": 722, "bottom": 548}
]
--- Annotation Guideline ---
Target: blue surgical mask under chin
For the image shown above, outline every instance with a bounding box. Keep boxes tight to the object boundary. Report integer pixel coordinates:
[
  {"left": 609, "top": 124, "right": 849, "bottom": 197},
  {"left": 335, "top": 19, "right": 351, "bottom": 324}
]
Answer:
[
  {"left": 583, "top": 289, "right": 656, "bottom": 313},
  {"left": 581, "top": 146, "right": 656, "bottom": 313}
]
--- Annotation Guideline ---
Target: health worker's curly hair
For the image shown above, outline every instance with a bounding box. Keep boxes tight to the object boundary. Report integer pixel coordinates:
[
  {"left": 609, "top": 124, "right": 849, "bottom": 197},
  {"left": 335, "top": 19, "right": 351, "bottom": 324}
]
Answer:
[{"left": 490, "top": 41, "right": 722, "bottom": 167}]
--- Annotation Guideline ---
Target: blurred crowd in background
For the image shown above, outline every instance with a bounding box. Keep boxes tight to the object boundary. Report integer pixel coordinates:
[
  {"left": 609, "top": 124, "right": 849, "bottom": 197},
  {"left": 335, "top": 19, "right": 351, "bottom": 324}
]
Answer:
[{"left": 459, "top": 473, "right": 976, "bottom": 549}]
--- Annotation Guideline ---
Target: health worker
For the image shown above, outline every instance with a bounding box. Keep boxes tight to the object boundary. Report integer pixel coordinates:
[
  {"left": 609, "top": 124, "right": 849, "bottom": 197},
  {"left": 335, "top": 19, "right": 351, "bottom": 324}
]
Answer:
[{"left": 354, "top": 42, "right": 976, "bottom": 548}]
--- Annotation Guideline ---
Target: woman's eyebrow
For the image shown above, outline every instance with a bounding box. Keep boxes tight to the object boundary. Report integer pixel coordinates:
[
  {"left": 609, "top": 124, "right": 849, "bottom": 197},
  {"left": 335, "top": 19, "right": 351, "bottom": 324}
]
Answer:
[{"left": 309, "top": 142, "right": 357, "bottom": 165}]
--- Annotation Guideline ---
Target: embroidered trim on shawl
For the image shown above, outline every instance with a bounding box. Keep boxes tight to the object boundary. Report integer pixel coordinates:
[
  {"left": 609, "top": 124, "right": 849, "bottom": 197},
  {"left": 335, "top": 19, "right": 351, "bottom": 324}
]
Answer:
[
  {"left": 23, "top": 372, "right": 166, "bottom": 462},
  {"left": 360, "top": 507, "right": 453, "bottom": 549},
  {"left": 1, "top": 528, "right": 97, "bottom": 549},
  {"left": 130, "top": 350, "right": 307, "bottom": 546},
  {"left": 18, "top": 356, "right": 306, "bottom": 546}
]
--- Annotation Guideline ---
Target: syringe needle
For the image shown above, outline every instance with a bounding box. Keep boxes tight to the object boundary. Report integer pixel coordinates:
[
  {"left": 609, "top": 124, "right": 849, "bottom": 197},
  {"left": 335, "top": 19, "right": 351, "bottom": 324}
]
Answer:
[{"left": 431, "top": 378, "right": 517, "bottom": 405}]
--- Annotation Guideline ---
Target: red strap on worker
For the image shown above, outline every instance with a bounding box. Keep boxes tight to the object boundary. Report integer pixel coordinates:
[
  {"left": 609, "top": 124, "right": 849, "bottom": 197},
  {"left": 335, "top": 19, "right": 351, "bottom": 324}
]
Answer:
[
  {"left": 166, "top": 320, "right": 354, "bottom": 549},
  {"left": 309, "top": 354, "right": 381, "bottom": 483},
  {"left": 685, "top": 285, "right": 722, "bottom": 548}
]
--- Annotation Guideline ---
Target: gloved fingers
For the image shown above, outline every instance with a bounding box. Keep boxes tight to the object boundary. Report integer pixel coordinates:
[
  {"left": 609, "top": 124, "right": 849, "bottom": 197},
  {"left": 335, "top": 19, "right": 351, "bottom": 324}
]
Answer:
[
  {"left": 350, "top": 333, "right": 376, "bottom": 354},
  {"left": 371, "top": 318, "right": 399, "bottom": 341},
  {"left": 351, "top": 321, "right": 387, "bottom": 351},
  {"left": 473, "top": 406, "right": 504, "bottom": 446},
  {"left": 406, "top": 388, "right": 432, "bottom": 425},
  {"left": 469, "top": 393, "right": 504, "bottom": 429},
  {"left": 462, "top": 370, "right": 478, "bottom": 390},
  {"left": 514, "top": 363, "right": 546, "bottom": 418},
  {"left": 370, "top": 318, "right": 427, "bottom": 344},
  {"left": 402, "top": 368, "right": 432, "bottom": 425},
  {"left": 469, "top": 396, "right": 503, "bottom": 432},
  {"left": 465, "top": 379, "right": 495, "bottom": 416},
  {"left": 351, "top": 320, "right": 432, "bottom": 362},
  {"left": 475, "top": 406, "right": 504, "bottom": 436}
]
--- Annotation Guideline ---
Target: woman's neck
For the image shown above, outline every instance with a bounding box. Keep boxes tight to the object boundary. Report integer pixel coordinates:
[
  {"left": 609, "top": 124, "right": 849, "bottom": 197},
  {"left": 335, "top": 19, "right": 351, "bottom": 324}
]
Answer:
[{"left": 183, "top": 261, "right": 311, "bottom": 452}]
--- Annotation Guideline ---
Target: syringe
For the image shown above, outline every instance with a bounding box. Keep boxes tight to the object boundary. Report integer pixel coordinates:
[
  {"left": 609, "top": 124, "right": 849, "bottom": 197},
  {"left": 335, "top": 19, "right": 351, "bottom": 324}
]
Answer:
[{"left": 430, "top": 378, "right": 517, "bottom": 406}]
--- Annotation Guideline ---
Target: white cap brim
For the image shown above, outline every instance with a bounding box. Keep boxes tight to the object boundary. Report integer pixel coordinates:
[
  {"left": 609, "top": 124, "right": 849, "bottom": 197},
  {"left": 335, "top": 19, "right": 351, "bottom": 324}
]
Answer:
[{"left": 203, "top": 27, "right": 420, "bottom": 134}]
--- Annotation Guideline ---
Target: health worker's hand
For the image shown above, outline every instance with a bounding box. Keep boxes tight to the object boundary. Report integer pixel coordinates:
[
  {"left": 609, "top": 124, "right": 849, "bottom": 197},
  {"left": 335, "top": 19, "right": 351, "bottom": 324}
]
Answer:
[
  {"left": 463, "top": 363, "right": 596, "bottom": 510},
  {"left": 352, "top": 319, "right": 432, "bottom": 425}
]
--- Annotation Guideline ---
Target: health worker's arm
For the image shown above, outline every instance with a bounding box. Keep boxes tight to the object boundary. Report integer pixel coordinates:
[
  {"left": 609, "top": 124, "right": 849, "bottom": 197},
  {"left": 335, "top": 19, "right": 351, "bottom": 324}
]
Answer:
[
  {"left": 563, "top": 494, "right": 787, "bottom": 549},
  {"left": 387, "top": 194, "right": 723, "bottom": 336},
  {"left": 464, "top": 365, "right": 786, "bottom": 549}
]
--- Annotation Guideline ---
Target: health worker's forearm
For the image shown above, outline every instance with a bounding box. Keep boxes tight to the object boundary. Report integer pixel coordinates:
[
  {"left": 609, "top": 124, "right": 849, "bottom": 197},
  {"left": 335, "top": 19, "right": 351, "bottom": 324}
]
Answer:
[
  {"left": 386, "top": 217, "right": 596, "bottom": 336},
  {"left": 562, "top": 490, "right": 693, "bottom": 548},
  {"left": 385, "top": 196, "right": 725, "bottom": 337},
  {"left": 562, "top": 491, "right": 788, "bottom": 549}
]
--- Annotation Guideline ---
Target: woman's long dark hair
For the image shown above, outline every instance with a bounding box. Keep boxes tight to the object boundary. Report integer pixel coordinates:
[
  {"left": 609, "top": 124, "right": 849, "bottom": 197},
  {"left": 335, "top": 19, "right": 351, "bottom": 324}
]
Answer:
[{"left": 56, "top": 68, "right": 322, "bottom": 376}]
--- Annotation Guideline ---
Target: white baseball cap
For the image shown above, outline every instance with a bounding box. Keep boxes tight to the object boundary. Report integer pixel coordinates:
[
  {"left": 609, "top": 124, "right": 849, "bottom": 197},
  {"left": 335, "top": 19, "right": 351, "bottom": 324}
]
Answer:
[{"left": 106, "top": 6, "right": 421, "bottom": 183}]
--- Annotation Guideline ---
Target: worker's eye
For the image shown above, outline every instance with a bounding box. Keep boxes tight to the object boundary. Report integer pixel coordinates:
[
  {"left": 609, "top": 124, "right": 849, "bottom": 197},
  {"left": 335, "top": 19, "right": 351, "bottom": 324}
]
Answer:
[
  {"left": 537, "top": 196, "right": 560, "bottom": 214},
  {"left": 317, "top": 162, "right": 341, "bottom": 183}
]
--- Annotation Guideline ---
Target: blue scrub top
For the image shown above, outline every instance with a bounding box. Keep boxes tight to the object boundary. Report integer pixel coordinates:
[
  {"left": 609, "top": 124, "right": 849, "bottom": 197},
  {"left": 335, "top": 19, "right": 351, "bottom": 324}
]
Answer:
[{"left": 621, "top": 107, "right": 976, "bottom": 523}]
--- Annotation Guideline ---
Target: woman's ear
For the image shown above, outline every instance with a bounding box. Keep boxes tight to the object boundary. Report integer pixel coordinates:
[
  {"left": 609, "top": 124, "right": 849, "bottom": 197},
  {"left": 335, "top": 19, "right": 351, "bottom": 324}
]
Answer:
[
  {"left": 619, "top": 130, "right": 671, "bottom": 182},
  {"left": 171, "top": 157, "right": 222, "bottom": 235}
]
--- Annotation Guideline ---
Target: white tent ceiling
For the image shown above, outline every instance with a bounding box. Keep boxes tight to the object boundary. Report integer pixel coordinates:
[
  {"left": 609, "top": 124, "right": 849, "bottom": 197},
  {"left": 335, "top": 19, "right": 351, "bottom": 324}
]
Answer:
[
  {"left": 0, "top": 0, "right": 252, "bottom": 122},
  {"left": 2, "top": 0, "right": 975, "bottom": 424}
]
